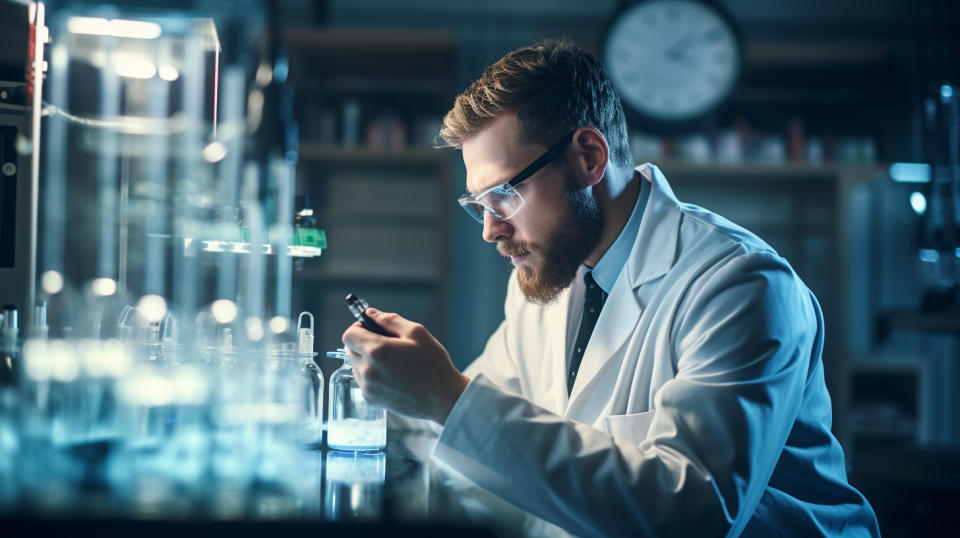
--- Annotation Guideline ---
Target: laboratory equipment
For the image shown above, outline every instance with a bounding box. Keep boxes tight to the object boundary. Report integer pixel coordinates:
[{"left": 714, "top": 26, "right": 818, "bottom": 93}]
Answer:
[
  {"left": 0, "top": 306, "right": 14, "bottom": 381},
  {"left": 326, "top": 348, "right": 387, "bottom": 452},
  {"left": 297, "top": 311, "right": 323, "bottom": 445},
  {"left": 324, "top": 449, "right": 386, "bottom": 521},
  {"left": 0, "top": 305, "right": 17, "bottom": 385},
  {"left": 31, "top": 302, "right": 48, "bottom": 340},
  {"left": 292, "top": 194, "right": 325, "bottom": 261},
  {"left": 1, "top": 304, "right": 17, "bottom": 350},
  {"left": 0, "top": 9, "right": 41, "bottom": 335},
  {"left": 298, "top": 310, "right": 315, "bottom": 354},
  {"left": 0, "top": 370, "right": 14, "bottom": 510},
  {"left": 0, "top": 0, "right": 325, "bottom": 520},
  {"left": 303, "top": 358, "right": 324, "bottom": 445},
  {"left": 345, "top": 293, "right": 390, "bottom": 336},
  {"left": 915, "top": 83, "right": 960, "bottom": 311}
]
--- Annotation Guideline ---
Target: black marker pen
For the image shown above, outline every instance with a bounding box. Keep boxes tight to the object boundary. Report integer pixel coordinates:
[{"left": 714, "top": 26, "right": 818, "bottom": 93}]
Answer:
[{"left": 345, "top": 293, "right": 391, "bottom": 336}]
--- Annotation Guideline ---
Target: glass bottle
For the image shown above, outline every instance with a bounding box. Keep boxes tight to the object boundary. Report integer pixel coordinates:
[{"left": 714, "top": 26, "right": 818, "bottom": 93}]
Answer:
[
  {"left": 302, "top": 358, "right": 324, "bottom": 446},
  {"left": 298, "top": 312, "right": 322, "bottom": 445},
  {"left": 326, "top": 349, "right": 386, "bottom": 451},
  {"left": 263, "top": 343, "right": 324, "bottom": 447}
]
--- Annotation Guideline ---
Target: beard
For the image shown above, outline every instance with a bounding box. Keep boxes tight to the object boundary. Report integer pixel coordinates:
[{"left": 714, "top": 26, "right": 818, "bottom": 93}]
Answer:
[{"left": 498, "top": 175, "right": 604, "bottom": 304}]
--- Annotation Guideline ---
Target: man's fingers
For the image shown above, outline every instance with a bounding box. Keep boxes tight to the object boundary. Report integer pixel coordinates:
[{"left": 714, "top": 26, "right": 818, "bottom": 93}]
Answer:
[
  {"left": 365, "top": 308, "right": 419, "bottom": 336},
  {"left": 344, "top": 347, "right": 362, "bottom": 364},
  {"left": 342, "top": 321, "right": 379, "bottom": 350}
]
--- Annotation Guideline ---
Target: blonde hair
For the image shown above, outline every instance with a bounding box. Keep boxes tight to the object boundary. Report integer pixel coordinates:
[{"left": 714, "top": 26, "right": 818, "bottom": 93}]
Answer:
[{"left": 438, "top": 38, "right": 632, "bottom": 170}]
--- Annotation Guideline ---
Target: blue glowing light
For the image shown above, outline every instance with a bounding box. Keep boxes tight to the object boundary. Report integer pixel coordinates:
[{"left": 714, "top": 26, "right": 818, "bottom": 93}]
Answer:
[
  {"left": 890, "top": 162, "right": 931, "bottom": 183},
  {"left": 273, "top": 56, "right": 289, "bottom": 83},
  {"left": 919, "top": 249, "right": 940, "bottom": 263},
  {"left": 910, "top": 191, "right": 927, "bottom": 215}
]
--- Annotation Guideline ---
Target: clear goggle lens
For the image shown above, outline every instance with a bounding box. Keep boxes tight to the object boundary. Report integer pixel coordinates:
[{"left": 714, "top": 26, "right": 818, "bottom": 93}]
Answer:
[{"left": 458, "top": 184, "right": 524, "bottom": 223}]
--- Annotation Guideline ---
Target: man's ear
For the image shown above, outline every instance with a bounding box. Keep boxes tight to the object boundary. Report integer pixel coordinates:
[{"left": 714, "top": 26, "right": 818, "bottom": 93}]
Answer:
[{"left": 569, "top": 127, "right": 609, "bottom": 188}]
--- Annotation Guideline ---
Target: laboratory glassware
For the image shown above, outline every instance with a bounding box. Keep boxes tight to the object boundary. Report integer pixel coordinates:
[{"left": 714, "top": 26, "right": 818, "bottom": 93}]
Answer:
[
  {"left": 326, "top": 349, "right": 386, "bottom": 452},
  {"left": 298, "top": 312, "right": 322, "bottom": 445},
  {"left": 324, "top": 450, "right": 386, "bottom": 521}
]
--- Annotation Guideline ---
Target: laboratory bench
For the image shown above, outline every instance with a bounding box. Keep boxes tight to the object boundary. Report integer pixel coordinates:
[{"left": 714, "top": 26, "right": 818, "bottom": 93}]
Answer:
[{"left": 0, "top": 428, "right": 553, "bottom": 537}]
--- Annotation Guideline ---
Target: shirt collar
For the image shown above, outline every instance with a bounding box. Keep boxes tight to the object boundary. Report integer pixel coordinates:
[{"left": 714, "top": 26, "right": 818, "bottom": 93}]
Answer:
[{"left": 586, "top": 176, "right": 651, "bottom": 294}]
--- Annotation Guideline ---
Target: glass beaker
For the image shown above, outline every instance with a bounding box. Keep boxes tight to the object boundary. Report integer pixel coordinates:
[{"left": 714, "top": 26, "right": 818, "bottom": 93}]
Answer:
[{"left": 326, "top": 349, "right": 386, "bottom": 451}]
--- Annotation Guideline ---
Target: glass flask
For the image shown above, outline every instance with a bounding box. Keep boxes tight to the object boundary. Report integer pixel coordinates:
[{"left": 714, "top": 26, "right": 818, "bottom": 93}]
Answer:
[{"left": 326, "top": 349, "right": 386, "bottom": 451}]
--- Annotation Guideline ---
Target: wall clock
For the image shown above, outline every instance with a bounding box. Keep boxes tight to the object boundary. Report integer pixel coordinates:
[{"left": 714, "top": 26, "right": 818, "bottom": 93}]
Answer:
[{"left": 603, "top": 0, "right": 744, "bottom": 132}]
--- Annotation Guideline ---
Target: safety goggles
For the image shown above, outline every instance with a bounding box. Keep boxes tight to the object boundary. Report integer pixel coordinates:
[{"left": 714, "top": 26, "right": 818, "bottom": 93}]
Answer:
[{"left": 457, "top": 130, "right": 575, "bottom": 224}]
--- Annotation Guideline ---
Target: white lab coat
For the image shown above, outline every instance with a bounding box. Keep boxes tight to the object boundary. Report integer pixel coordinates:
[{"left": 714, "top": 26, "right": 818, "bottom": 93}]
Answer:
[{"left": 433, "top": 164, "right": 879, "bottom": 537}]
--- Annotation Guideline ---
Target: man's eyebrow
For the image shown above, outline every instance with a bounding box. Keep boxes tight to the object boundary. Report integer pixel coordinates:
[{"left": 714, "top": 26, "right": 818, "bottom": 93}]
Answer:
[{"left": 466, "top": 174, "right": 512, "bottom": 195}]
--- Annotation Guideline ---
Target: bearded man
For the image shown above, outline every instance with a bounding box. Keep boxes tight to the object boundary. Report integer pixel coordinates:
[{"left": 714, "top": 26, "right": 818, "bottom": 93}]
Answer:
[{"left": 341, "top": 39, "right": 879, "bottom": 537}]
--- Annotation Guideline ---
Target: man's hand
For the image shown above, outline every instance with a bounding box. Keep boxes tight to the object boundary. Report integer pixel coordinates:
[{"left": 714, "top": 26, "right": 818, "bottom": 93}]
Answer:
[{"left": 341, "top": 309, "right": 469, "bottom": 425}]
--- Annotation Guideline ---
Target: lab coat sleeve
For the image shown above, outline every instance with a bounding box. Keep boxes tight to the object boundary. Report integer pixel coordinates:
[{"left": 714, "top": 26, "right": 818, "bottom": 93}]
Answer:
[
  {"left": 433, "top": 251, "right": 813, "bottom": 537},
  {"left": 387, "top": 411, "right": 442, "bottom": 433},
  {"left": 460, "top": 270, "right": 524, "bottom": 397}
]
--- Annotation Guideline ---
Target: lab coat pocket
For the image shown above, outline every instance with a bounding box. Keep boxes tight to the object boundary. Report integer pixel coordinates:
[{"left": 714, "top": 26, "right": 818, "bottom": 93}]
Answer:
[{"left": 602, "top": 410, "right": 656, "bottom": 446}]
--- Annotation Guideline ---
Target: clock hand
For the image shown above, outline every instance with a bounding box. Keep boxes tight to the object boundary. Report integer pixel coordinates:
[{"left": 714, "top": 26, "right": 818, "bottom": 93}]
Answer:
[
  {"left": 664, "top": 36, "right": 689, "bottom": 57},
  {"left": 700, "top": 28, "right": 725, "bottom": 44},
  {"left": 664, "top": 34, "right": 697, "bottom": 64},
  {"left": 665, "top": 47, "right": 696, "bottom": 66},
  {"left": 672, "top": 29, "right": 726, "bottom": 63}
]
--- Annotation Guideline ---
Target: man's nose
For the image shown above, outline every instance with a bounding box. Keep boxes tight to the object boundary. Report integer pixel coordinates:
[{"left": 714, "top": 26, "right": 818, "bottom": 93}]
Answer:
[{"left": 482, "top": 211, "right": 514, "bottom": 243}]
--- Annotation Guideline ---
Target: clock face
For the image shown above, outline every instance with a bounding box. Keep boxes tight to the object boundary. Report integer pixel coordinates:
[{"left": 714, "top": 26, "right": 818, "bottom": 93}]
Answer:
[{"left": 604, "top": 0, "right": 741, "bottom": 124}]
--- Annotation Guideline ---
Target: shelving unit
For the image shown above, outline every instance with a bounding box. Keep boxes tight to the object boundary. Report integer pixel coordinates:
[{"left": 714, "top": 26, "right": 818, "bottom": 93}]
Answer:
[
  {"left": 875, "top": 310, "right": 960, "bottom": 341},
  {"left": 658, "top": 161, "right": 883, "bottom": 180},
  {"left": 285, "top": 29, "right": 456, "bottom": 356},
  {"left": 844, "top": 355, "right": 931, "bottom": 448},
  {"left": 298, "top": 145, "right": 444, "bottom": 166},
  {"left": 863, "top": 310, "right": 960, "bottom": 461},
  {"left": 852, "top": 444, "right": 960, "bottom": 537},
  {"left": 730, "top": 37, "right": 898, "bottom": 159}
]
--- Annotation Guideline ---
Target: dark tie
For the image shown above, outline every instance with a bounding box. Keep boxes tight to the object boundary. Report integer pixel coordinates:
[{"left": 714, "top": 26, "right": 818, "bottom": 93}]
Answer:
[{"left": 568, "top": 271, "right": 607, "bottom": 395}]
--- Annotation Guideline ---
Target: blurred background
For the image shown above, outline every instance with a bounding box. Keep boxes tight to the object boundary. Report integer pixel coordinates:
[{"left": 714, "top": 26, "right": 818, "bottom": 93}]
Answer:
[{"left": 1, "top": 0, "right": 959, "bottom": 535}]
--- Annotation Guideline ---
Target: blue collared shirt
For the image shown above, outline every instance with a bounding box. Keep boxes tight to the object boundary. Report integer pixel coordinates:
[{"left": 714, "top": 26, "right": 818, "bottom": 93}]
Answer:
[
  {"left": 569, "top": 177, "right": 651, "bottom": 371},
  {"left": 587, "top": 177, "right": 651, "bottom": 294}
]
